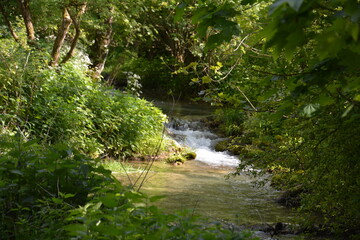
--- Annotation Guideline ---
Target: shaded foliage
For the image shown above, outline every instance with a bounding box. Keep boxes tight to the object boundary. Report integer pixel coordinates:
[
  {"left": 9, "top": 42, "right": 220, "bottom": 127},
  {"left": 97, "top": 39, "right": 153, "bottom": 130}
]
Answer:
[
  {"left": 0, "top": 136, "right": 254, "bottom": 240},
  {"left": 184, "top": 0, "right": 360, "bottom": 236}
]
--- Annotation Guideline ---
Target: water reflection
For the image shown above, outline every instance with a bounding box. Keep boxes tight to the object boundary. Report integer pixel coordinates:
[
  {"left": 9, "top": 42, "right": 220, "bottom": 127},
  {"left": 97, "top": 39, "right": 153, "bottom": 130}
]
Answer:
[{"left": 138, "top": 161, "right": 296, "bottom": 225}]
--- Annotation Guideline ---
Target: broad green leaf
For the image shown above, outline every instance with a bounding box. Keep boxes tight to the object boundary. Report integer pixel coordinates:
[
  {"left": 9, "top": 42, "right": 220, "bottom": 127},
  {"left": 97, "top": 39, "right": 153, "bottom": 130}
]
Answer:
[
  {"left": 302, "top": 104, "right": 319, "bottom": 117},
  {"left": 350, "top": 23, "right": 359, "bottom": 41},
  {"left": 148, "top": 205, "right": 158, "bottom": 214},
  {"left": 284, "top": 29, "right": 305, "bottom": 60},
  {"left": 63, "top": 224, "right": 87, "bottom": 236},
  {"left": 342, "top": 104, "right": 354, "bottom": 118},
  {"left": 10, "top": 170, "right": 23, "bottom": 176},
  {"left": 174, "top": 3, "right": 187, "bottom": 23},
  {"left": 23, "top": 139, "right": 39, "bottom": 148},
  {"left": 124, "top": 191, "right": 146, "bottom": 203},
  {"left": 270, "top": 0, "right": 304, "bottom": 13},
  {"left": 64, "top": 193, "right": 76, "bottom": 199},
  {"left": 95, "top": 223, "right": 122, "bottom": 236},
  {"left": 52, "top": 197, "right": 63, "bottom": 204},
  {"left": 192, "top": 7, "right": 214, "bottom": 24},
  {"left": 206, "top": 34, "right": 223, "bottom": 50},
  {"left": 318, "top": 94, "right": 335, "bottom": 106},
  {"left": 100, "top": 193, "right": 118, "bottom": 208},
  {"left": 202, "top": 76, "right": 212, "bottom": 84}
]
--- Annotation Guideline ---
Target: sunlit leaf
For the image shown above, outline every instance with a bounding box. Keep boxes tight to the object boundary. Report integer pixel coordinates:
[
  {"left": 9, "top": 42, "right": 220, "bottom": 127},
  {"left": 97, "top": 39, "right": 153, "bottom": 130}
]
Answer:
[
  {"left": 100, "top": 193, "right": 118, "bottom": 208},
  {"left": 342, "top": 104, "right": 354, "bottom": 118},
  {"left": 302, "top": 104, "right": 319, "bottom": 117},
  {"left": 202, "top": 76, "right": 212, "bottom": 84},
  {"left": 51, "top": 197, "right": 63, "bottom": 204}
]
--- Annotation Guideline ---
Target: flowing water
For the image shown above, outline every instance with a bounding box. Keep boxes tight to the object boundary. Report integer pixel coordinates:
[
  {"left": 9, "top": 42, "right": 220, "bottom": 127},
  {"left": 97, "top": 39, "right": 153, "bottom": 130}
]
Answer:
[{"left": 119, "top": 101, "right": 299, "bottom": 238}]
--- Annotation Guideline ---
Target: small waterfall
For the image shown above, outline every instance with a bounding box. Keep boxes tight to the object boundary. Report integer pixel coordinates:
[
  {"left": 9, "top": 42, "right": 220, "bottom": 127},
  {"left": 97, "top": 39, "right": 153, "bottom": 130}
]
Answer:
[{"left": 167, "top": 118, "right": 240, "bottom": 167}]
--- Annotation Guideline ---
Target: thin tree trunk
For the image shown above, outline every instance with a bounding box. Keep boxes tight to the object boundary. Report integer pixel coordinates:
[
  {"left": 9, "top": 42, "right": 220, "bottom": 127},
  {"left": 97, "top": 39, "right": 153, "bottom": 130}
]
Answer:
[
  {"left": 89, "top": 12, "right": 113, "bottom": 78},
  {"left": 17, "top": 0, "right": 35, "bottom": 41},
  {"left": 61, "top": 3, "right": 87, "bottom": 64},
  {"left": 50, "top": 8, "right": 72, "bottom": 66},
  {"left": 0, "top": 4, "right": 19, "bottom": 42}
]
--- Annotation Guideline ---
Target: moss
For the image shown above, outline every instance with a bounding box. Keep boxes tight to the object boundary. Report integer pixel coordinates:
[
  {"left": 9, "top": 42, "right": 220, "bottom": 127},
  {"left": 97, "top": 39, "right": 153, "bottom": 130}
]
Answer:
[
  {"left": 214, "top": 140, "right": 228, "bottom": 152},
  {"left": 165, "top": 154, "right": 186, "bottom": 164},
  {"left": 182, "top": 151, "right": 196, "bottom": 160}
]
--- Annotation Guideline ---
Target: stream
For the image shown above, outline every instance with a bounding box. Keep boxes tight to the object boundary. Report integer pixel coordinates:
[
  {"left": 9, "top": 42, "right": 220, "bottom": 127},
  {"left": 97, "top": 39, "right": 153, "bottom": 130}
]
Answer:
[{"left": 121, "top": 101, "right": 300, "bottom": 239}]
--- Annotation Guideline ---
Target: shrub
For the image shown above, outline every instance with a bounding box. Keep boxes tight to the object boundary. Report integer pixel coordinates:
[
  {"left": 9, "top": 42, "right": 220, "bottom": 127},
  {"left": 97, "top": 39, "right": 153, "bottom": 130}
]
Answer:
[
  {"left": 0, "top": 135, "right": 113, "bottom": 239},
  {"left": 214, "top": 108, "right": 245, "bottom": 136},
  {"left": 0, "top": 135, "right": 254, "bottom": 240},
  {"left": 0, "top": 40, "right": 167, "bottom": 159}
]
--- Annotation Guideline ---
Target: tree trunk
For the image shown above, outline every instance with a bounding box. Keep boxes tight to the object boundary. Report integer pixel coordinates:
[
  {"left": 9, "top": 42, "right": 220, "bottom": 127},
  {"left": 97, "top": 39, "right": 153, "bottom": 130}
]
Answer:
[
  {"left": 50, "top": 8, "right": 72, "bottom": 66},
  {"left": 17, "top": 0, "right": 35, "bottom": 41},
  {"left": 89, "top": 13, "right": 113, "bottom": 78},
  {"left": 61, "top": 3, "right": 87, "bottom": 64},
  {"left": 0, "top": 4, "right": 19, "bottom": 42}
]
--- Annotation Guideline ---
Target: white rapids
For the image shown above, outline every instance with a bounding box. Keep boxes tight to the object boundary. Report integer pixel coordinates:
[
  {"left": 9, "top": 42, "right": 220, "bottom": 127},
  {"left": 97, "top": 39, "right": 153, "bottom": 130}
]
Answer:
[{"left": 167, "top": 119, "right": 240, "bottom": 167}]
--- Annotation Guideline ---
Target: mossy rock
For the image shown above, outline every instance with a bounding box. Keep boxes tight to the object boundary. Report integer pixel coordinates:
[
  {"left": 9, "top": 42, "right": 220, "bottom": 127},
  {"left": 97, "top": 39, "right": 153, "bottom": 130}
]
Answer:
[
  {"left": 214, "top": 140, "right": 229, "bottom": 152},
  {"left": 165, "top": 154, "right": 186, "bottom": 164},
  {"left": 182, "top": 151, "right": 196, "bottom": 160},
  {"left": 227, "top": 144, "right": 244, "bottom": 155}
]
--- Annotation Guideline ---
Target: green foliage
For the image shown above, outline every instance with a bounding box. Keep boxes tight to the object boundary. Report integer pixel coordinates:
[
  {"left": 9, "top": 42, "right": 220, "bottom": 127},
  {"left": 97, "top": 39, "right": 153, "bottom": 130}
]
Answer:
[
  {"left": 214, "top": 108, "right": 245, "bottom": 136},
  {"left": 0, "top": 135, "right": 113, "bottom": 239},
  {"left": 119, "top": 57, "right": 172, "bottom": 92},
  {"left": 0, "top": 40, "right": 166, "bottom": 158},
  {"left": 187, "top": 0, "right": 360, "bottom": 236},
  {"left": 0, "top": 136, "right": 254, "bottom": 240},
  {"left": 2, "top": 0, "right": 359, "bottom": 237},
  {"left": 192, "top": 2, "right": 240, "bottom": 51},
  {"left": 116, "top": 56, "right": 199, "bottom": 99}
]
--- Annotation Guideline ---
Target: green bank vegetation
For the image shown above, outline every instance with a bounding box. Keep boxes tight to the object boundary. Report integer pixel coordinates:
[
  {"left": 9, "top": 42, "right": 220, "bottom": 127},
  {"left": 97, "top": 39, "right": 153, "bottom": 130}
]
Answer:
[{"left": 180, "top": 0, "right": 360, "bottom": 237}]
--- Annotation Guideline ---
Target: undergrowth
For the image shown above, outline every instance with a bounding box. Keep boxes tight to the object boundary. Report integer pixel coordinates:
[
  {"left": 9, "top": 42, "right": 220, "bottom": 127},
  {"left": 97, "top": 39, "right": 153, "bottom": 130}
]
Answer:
[{"left": 0, "top": 134, "right": 255, "bottom": 240}]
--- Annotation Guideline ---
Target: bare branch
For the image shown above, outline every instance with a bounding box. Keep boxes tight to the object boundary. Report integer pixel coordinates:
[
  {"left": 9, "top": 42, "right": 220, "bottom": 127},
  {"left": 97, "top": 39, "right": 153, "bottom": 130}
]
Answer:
[
  {"left": 235, "top": 86, "right": 258, "bottom": 111},
  {"left": 50, "top": 8, "right": 72, "bottom": 66},
  {"left": 61, "top": 3, "right": 87, "bottom": 64},
  {"left": 17, "top": 0, "right": 35, "bottom": 41},
  {"left": 0, "top": 4, "right": 19, "bottom": 42}
]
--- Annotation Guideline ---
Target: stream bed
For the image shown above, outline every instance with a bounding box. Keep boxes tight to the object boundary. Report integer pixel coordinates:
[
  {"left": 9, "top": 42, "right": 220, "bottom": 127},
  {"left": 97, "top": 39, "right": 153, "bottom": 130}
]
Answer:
[{"left": 118, "top": 101, "right": 300, "bottom": 239}]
